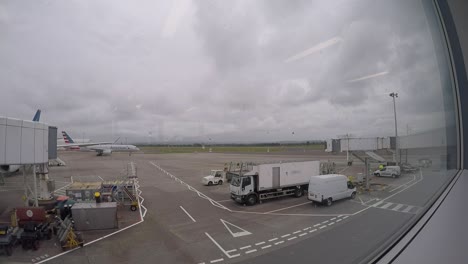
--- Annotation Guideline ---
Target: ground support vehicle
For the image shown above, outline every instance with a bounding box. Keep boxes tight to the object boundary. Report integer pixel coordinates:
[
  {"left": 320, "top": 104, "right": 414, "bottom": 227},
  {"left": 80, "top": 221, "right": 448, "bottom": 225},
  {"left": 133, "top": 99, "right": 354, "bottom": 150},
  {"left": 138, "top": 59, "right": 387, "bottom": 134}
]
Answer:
[{"left": 230, "top": 161, "right": 320, "bottom": 205}]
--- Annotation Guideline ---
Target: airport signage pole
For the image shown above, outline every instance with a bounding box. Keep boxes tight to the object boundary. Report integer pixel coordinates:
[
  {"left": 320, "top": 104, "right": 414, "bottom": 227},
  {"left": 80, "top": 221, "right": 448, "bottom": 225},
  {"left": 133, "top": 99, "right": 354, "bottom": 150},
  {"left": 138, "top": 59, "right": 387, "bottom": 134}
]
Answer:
[{"left": 390, "top": 92, "right": 399, "bottom": 164}]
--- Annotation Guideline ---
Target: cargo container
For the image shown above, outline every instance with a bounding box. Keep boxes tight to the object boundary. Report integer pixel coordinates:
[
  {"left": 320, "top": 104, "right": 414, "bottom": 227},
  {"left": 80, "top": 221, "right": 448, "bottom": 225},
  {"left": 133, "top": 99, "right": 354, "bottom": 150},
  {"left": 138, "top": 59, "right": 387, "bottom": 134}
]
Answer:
[{"left": 71, "top": 202, "right": 117, "bottom": 231}]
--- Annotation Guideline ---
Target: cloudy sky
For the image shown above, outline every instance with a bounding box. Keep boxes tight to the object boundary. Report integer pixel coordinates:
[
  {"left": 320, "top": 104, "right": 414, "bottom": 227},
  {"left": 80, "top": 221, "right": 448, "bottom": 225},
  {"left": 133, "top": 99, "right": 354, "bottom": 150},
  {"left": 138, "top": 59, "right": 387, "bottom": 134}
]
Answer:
[{"left": 0, "top": 0, "right": 455, "bottom": 143}]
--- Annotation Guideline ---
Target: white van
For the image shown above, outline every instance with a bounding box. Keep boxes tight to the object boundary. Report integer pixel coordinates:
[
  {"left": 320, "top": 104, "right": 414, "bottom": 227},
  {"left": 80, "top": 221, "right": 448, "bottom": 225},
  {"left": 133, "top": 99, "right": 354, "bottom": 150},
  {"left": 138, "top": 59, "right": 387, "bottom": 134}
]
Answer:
[
  {"left": 374, "top": 166, "right": 401, "bottom": 178},
  {"left": 308, "top": 174, "right": 356, "bottom": 206}
]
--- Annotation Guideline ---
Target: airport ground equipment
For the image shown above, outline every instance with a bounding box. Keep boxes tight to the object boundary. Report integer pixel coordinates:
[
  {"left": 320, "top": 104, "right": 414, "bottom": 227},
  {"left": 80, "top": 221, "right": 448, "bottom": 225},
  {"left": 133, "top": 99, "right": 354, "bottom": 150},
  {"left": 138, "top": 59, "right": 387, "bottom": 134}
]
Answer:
[
  {"left": 320, "top": 161, "right": 336, "bottom": 174},
  {"left": 101, "top": 180, "right": 138, "bottom": 211},
  {"left": 55, "top": 216, "right": 83, "bottom": 251},
  {"left": 202, "top": 170, "right": 226, "bottom": 186},
  {"left": 230, "top": 161, "right": 320, "bottom": 205},
  {"left": 71, "top": 202, "right": 118, "bottom": 231},
  {"left": 0, "top": 225, "right": 20, "bottom": 256}
]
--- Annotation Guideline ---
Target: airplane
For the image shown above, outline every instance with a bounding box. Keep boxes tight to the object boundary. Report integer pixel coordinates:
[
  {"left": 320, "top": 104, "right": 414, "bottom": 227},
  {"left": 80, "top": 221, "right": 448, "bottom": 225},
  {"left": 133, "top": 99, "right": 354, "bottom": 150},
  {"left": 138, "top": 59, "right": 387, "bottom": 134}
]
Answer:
[
  {"left": 0, "top": 109, "right": 41, "bottom": 173},
  {"left": 57, "top": 132, "right": 111, "bottom": 149},
  {"left": 86, "top": 143, "right": 140, "bottom": 156},
  {"left": 57, "top": 133, "right": 138, "bottom": 156},
  {"left": 58, "top": 131, "right": 91, "bottom": 150}
]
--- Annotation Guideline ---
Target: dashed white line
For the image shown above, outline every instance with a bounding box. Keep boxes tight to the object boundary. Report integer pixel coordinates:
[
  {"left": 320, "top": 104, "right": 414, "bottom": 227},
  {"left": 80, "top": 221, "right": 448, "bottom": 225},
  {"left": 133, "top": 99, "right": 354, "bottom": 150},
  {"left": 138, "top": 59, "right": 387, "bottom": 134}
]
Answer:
[
  {"left": 319, "top": 226, "right": 326, "bottom": 229},
  {"left": 343, "top": 216, "right": 349, "bottom": 219},
  {"left": 328, "top": 222, "right": 335, "bottom": 226},
  {"left": 197, "top": 262, "right": 205, "bottom": 264},
  {"left": 274, "top": 241, "right": 284, "bottom": 245},
  {"left": 268, "top": 238, "right": 278, "bottom": 242},
  {"left": 230, "top": 254, "right": 240, "bottom": 258},
  {"left": 210, "top": 259, "right": 224, "bottom": 263},
  {"left": 331, "top": 217, "right": 337, "bottom": 220},
  {"left": 261, "top": 245, "right": 272, "bottom": 249},
  {"left": 299, "top": 233, "right": 307, "bottom": 237},
  {"left": 303, "top": 227, "right": 310, "bottom": 231},
  {"left": 281, "top": 234, "right": 291, "bottom": 238},
  {"left": 240, "top": 245, "right": 252, "bottom": 250},
  {"left": 226, "top": 249, "right": 237, "bottom": 253},
  {"left": 313, "top": 224, "right": 321, "bottom": 227},
  {"left": 336, "top": 219, "right": 342, "bottom": 222},
  {"left": 322, "top": 220, "right": 329, "bottom": 224},
  {"left": 293, "top": 230, "right": 301, "bottom": 234},
  {"left": 309, "top": 229, "right": 317, "bottom": 233},
  {"left": 287, "top": 236, "right": 297, "bottom": 241},
  {"left": 255, "top": 241, "right": 266, "bottom": 246},
  {"left": 245, "top": 249, "right": 257, "bottom": 254}
]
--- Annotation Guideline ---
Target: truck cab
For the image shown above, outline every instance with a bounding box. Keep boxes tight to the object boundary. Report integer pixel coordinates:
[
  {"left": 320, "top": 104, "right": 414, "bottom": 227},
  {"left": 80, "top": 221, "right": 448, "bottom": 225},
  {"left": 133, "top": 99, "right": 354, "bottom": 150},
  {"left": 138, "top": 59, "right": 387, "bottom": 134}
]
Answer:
[
  {"left": 202, "top": 170, "right": 225, "bottom": 186},
  {"left": 230, "top": 174, "right": 256, "bottom": 205}
]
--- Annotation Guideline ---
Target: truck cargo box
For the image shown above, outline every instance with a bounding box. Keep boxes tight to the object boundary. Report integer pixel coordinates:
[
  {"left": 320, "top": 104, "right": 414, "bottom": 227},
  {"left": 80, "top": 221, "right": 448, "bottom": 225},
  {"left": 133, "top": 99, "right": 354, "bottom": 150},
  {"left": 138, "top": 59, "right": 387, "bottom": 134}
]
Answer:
[{"left": 255, "top": 161, "right": 320, "bottom": 191}]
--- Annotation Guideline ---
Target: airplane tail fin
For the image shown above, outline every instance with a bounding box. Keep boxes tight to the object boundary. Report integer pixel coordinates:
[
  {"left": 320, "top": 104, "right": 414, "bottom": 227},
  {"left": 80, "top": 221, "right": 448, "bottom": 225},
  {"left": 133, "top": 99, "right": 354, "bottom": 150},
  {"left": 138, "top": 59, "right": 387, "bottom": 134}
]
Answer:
[
  {"left": 62, "top": 131, "right": 75, "bottom": 144},
  {"left": 32, "top": 109, "right": 41, "bottom": 122}
]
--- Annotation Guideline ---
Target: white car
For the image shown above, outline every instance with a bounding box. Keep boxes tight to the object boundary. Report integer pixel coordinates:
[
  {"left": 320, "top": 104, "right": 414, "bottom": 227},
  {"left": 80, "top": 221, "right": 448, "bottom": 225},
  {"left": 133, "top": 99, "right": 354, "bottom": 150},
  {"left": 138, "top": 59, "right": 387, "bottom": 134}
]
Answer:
[
  {"left": 374, "top": 166, "right": 401, "bottom": 178},
  {"left": 202, "top": 170, "right": 225, "bottom": 186}
]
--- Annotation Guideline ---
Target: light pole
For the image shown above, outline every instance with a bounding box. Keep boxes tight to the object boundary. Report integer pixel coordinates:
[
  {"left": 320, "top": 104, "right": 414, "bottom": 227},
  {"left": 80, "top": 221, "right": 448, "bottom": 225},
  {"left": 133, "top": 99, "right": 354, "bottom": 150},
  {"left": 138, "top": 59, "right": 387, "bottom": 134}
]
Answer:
[{"left": 389, "top": 92, "right": 398, "bottom": 163}]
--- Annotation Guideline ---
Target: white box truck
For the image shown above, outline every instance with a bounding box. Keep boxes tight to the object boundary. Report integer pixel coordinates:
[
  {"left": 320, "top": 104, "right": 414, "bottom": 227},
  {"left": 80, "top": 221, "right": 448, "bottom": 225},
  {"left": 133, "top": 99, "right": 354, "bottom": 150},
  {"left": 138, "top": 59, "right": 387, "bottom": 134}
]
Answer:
[
  {"left": 230, "top": 161, "right": 320, "bottom": 205},
  {"left": 307, "top": 174, "right": 356, "bottom": 206}
]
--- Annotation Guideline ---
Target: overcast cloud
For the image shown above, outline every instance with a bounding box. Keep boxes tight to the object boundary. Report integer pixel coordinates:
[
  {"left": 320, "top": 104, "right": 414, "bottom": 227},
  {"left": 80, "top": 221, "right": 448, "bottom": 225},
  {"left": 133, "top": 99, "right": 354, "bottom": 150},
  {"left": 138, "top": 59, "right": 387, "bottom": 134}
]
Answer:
[{"left": 0, "top": 0, "right": 455, "bottom": 143}]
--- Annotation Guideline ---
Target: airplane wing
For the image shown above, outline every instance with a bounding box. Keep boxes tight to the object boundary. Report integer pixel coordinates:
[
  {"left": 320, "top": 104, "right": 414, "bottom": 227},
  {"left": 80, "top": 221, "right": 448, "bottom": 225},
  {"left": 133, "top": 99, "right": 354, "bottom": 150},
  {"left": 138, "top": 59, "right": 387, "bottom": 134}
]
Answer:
[{"left": 57, "top": 142, "right": 112, "bottom": 148}]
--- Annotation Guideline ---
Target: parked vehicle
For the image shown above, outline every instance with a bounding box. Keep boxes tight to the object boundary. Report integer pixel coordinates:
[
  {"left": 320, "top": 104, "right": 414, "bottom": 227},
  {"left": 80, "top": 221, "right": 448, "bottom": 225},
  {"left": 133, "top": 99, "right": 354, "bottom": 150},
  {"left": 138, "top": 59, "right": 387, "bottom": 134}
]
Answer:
[
  {"left": 230, "top": 161, "right": 320, "bottom": 205},
  {"left": 418, "top": 158, "right": 432, "bottom": 168},
  {"left": 374, "top": 165, "right": 401, "bottom": 178},
  {"left": 401, "top": 163, "right": 418, "bottom": 173},
  {"left": 202, "top": 170, "right": 226, "bottom": 186},
  {"left": 307, "top": 174, "right": 356, "bottom": 206}
]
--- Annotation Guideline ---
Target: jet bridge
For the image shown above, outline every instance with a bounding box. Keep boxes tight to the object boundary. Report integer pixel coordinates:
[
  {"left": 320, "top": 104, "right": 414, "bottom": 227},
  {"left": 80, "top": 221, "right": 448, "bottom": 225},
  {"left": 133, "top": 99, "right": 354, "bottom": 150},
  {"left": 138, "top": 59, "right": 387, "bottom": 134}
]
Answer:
[{"left": 0, "top": 116, "right": 57, "bottom": 207}]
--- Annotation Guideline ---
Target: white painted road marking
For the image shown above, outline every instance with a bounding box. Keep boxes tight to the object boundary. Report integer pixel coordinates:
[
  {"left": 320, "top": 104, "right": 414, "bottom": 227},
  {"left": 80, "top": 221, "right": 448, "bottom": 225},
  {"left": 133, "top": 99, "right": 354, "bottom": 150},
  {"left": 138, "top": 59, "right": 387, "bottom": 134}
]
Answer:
[
  {"left": 299, "top": 233, "right": 307, "bottom": 237},
  {"left": 287, "top": 236, "right": 297, "bottom": 241},
  {"left": 255, "top": 241, "right": 265, "bottom": 246},
  {"left": 226, "top": 249, "right": 237, "bottom": 253},
  {"left": 293, "top": 230, "right": 301, "bottom": 234},
  {"left": 246, "top": 249, "right": 257, "bottom": 254},
  {"left": 313, "top": 224, "right": 321, "bottom": 227},
  {"left": 380, "top": 202, "right": 394, "bottom": 209},
  {"left": 309, "top": 229, "right": 317, "bottom": 233},
  {"left": 210, "top": 259, "right": 224, "bottom": 263},
  {"left": 274, "top": 241, "right": 284, "bottom": 245},
  {"left": 319, "top": 226, "right": 326, "bottom": 229},
  {"left": 372, "top": 201, "right": 384, "bottom": 207},
  {"left": 205, "top": 232, "right": 236, "bottom": 259},
  {"left": 392, "top": 204, "right": 405, "bottom": 211},
  {"left": 220, "top": 219, "right": 252, "bottom": 238},
  {"left": 261, "top": 245, "right": 272, "bottom": 249},
  {"left": 179, "top": 206, "right": 196, "bottom": 222},
  {"left": 264, "top": 201, "right": 311, "bottom": 214},
  {"left": 402, "top": 205, "right": 414, "bottom": 213},
  {"left": 328, "top": 222, "right": 334, "bottom": 226},
  {"left": 268, "top": 238, "right": 278, "bottom": 242},
  {"left": 240, "top": 245, "right": 251, "bottom": 250},
  {"left": 281, "top": 234, "right": 291, "bottom": 238}
]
